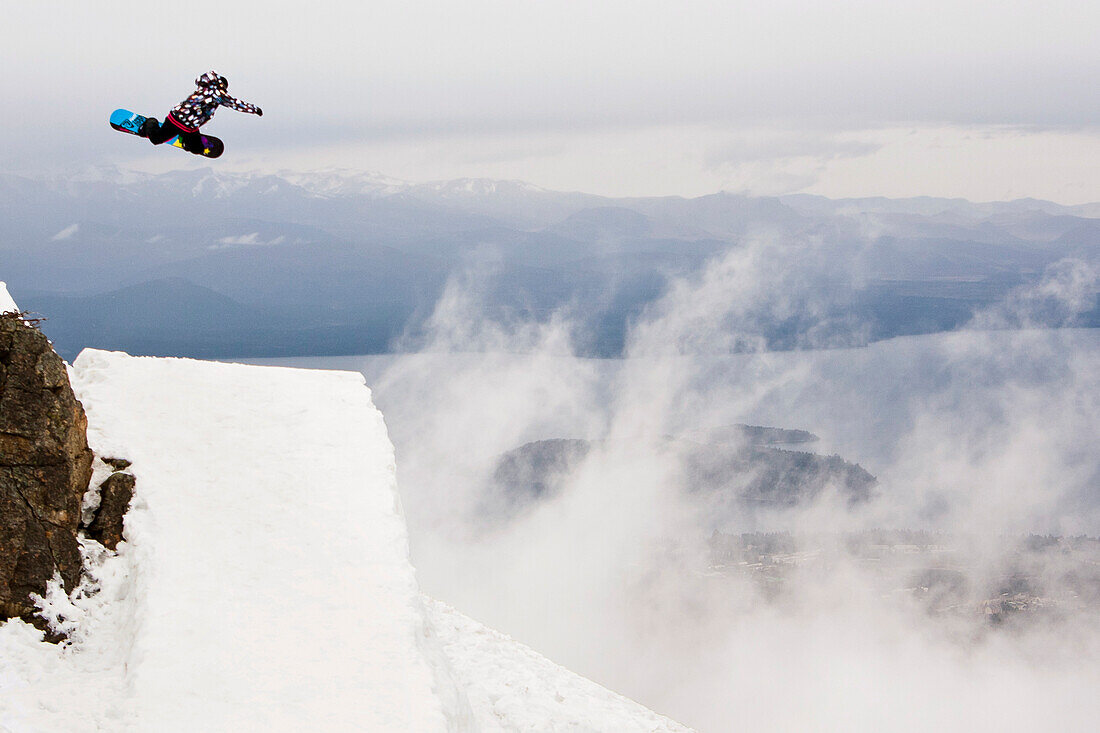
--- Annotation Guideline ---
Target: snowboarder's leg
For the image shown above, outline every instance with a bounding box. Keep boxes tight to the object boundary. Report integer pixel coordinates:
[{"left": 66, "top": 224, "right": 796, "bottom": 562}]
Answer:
[
  {"left": 146, "top": 117, "right": 178, "bottom": 145},
  {"left": 175, "top": 129, "right": 207, "bottom": 154},
  {"left": 146, "top": 114, "right": 204, "bottom": 152},
  {"left": 138, "top": 117, "right": 159, "bottom": 139}
]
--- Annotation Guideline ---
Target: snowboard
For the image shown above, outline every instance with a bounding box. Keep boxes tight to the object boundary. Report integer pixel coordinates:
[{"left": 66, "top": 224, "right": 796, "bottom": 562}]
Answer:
[{"left": 109, "top": 109, "right": 224, "bottom": 158}]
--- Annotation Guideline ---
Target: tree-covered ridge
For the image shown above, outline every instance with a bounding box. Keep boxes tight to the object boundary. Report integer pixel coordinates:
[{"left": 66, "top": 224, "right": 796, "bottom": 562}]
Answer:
[{"left": 488, "top": 429, "right": 876, "bottom": 523}]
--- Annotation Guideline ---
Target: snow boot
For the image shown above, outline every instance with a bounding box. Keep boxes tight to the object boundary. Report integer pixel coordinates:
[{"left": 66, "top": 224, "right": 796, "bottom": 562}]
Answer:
[{"left": 139, "top": 117, "right": 160, "bottom": 138}]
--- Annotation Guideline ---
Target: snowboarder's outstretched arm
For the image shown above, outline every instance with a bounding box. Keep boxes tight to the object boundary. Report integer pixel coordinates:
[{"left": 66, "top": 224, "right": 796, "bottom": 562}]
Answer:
[{"left": 216, "top": 92, "right": 263, "bottom": 117}]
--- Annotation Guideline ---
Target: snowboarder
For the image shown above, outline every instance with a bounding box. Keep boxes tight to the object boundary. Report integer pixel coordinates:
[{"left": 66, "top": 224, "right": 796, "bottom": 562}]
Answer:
[{"left": 139, "top": 71, "right": 262, "bottom": 153}]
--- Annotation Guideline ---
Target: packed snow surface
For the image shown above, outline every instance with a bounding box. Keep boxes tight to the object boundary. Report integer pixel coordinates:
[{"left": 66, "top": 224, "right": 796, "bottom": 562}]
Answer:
[
  {"left": 427, "top": 599, "right": 691, "bottom": 733},
  {"left": 0, "top": 348, "right": 691, "bottom": 732},
  {"left": 0, "top": 282, "right": 17, "bottom": 313}
]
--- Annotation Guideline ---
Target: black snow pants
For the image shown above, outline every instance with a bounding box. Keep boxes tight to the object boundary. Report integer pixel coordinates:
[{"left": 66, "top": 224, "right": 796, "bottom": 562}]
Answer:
[{"left": 148, "top": 114, "right": 205, "bottom": 153}]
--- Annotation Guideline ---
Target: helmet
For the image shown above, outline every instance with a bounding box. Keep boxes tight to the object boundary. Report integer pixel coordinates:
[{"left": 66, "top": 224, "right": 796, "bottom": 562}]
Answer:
[{"left": 196, "top": 71, "right": 224, "bottom": 88}]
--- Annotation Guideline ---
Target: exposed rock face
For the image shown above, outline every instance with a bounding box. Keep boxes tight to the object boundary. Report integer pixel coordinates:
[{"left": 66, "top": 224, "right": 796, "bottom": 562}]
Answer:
[
  {"left": 0, "top": 314, "right": 94, "bottom": 628},
  {"left": 85, "top": 470, "right": 135, "bottom": 551}
]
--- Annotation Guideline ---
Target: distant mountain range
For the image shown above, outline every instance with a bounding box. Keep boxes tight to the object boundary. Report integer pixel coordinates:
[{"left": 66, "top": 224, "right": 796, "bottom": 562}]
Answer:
[{"left": 2, "top": 167, "right": 1097, "bottom": 360}]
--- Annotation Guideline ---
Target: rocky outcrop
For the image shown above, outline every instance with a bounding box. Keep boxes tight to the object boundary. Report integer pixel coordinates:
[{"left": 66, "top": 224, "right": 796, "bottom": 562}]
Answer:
[
  {"left": 0, "top": 313, "right": 94, "bottom": 629},
  {"left": 85, "top": 467, "right": 135, "bottom": 551}
]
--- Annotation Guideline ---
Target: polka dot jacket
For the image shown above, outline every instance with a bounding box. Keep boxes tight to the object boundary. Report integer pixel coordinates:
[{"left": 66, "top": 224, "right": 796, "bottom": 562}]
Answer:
[{"left": 169, "top": 71, "right": 261, "bottom": 130}]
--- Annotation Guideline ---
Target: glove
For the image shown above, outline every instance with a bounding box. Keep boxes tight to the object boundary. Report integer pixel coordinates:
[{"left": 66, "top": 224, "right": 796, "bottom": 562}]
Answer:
[{"left": 255, "top": 107, "right": 263, "bottom": 117}]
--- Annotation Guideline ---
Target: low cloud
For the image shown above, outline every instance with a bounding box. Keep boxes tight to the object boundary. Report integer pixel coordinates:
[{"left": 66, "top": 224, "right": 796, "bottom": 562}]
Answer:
[
  {"left": 209, "top": 233, "right": 286, "bottom": 249},
  {"left": 970, "top": 258, "right": 1099, "bottom": 330},
  {"left": 629, "top": 235, "right": 872, "bottom": 356},
  {"left": 50, "top": 224, "right": 79, "bottom": 241},
  {"left": 699, "top": 130, "right": 883, "bottom": 196},
  {"left": 705, "top": 131, "right": 882, "bottom": 168}
]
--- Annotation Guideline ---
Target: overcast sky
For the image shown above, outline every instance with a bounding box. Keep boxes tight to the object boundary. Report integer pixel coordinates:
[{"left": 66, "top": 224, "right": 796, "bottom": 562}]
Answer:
[{"left": 4, "top": 0, "right": 1099, "bottom": 201}]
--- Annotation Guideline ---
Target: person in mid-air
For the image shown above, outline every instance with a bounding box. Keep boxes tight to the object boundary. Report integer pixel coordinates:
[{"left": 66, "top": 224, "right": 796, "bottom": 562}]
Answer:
[{"left": 140, "top": 71, "right": 262, "bottom": 153}]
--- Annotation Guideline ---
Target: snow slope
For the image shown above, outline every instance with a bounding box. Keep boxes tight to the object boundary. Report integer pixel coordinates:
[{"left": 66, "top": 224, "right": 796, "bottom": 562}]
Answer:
[
  {"left": 427, "top": 599, "right": 691, "bottom": 733},
  {"left": 18, "top": 351, "right": 451, "bottom": 731},
  {"left": 0, "top": 348, "right": 691, "bottom": 732}
]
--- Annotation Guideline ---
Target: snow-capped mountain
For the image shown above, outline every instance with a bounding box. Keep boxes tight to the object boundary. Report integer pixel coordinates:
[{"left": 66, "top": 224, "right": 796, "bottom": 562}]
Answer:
[{"left": 277, "top": 168, "right": 410, "bottom": 198}]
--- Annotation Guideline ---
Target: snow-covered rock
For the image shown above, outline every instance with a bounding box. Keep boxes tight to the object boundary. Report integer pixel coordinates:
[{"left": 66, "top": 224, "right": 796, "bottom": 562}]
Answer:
[{"left": 0, "top": 349, "right": 691, "bottom": 732}]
